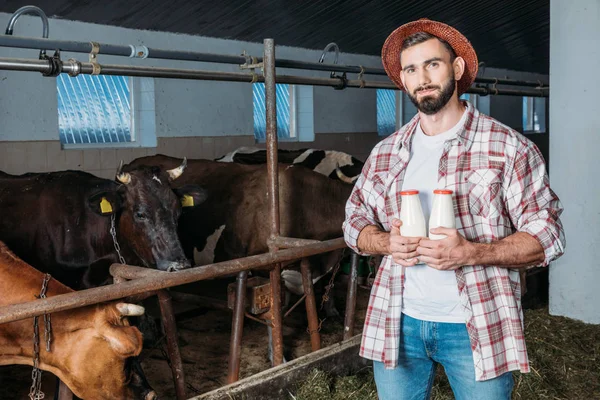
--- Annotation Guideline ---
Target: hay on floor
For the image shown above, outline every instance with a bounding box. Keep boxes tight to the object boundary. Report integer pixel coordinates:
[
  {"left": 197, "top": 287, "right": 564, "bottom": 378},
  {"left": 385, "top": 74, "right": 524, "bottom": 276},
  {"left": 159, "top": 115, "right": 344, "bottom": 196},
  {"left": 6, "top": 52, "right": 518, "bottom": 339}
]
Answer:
[{"left": 292, "top": 307, "right": 600, "bottom": 399}]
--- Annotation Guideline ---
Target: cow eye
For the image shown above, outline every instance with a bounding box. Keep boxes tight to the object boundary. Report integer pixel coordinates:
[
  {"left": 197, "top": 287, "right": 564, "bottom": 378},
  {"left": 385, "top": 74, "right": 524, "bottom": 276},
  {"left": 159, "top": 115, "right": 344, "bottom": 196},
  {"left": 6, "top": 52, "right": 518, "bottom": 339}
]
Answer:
[{"left": 135, "top": 211, "right": 147, "bottom": 220}]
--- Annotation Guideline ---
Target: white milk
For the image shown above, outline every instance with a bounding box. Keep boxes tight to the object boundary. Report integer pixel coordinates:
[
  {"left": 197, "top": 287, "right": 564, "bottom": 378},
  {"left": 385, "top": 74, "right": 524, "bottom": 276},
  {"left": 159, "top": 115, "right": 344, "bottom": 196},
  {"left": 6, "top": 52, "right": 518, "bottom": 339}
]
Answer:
[
  {"left": 399, "top": 190, "right": 427, "bottom": 238},
  {"left": 429, "top": 189, "right": 456, "bottom": 240}
]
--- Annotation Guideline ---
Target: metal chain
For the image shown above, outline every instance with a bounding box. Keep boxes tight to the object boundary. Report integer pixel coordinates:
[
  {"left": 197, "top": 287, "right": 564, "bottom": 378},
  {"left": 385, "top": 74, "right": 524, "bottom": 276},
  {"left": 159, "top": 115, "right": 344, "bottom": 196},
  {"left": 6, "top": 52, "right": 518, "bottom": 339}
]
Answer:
[
  {"left": 29, "top": 274, "right": 52, "bottom": 400},
  {"left": 110, "top": 213, "right": 127, "bottom": 265},
  {"left": 320, "top": 250, "right": 346, "bottom": 310}
]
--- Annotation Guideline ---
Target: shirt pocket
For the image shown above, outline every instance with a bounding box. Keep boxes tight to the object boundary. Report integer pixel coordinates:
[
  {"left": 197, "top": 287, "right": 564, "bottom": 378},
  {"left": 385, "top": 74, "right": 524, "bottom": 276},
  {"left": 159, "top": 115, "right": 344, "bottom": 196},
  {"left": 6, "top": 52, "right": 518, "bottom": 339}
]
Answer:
[{"left": 465, "top": 168, "right": 504, "bottom": 219}]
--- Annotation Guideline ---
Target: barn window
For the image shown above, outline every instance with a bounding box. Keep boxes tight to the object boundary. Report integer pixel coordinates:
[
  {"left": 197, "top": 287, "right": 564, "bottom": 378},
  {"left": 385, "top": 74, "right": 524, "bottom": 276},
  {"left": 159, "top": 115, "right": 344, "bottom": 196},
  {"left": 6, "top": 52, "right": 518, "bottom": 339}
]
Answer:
[
  {"left": 253, "top": 83, "right": 292, "bottom": 141},
  {"left": 377, "top": 89, "right": 398, "bottom": 136},
  {"left": 57, "top": 75, "right": 156, "bottom": 147},
  {"left": 523, "top": 97, "right": 546, "bottom": 133}
]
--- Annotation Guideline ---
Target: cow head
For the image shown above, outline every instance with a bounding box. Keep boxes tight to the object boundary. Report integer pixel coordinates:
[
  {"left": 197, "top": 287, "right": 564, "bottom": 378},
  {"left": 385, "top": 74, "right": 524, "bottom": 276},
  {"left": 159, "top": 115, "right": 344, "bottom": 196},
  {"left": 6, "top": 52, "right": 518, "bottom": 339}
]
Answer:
[
  {"left": 88, "top": 158, "right": 206, "bottom": 271},
  {"left": 49, "top": 302, "right": 157, "bottom": 400}
]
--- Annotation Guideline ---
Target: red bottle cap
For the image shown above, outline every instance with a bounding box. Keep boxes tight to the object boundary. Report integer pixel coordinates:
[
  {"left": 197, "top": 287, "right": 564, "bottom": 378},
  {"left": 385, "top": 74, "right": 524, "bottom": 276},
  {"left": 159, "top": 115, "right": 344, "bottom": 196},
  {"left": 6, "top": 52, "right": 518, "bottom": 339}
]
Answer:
[
  {"left": 400, "top": 190, "right": 419, "bottom": 195},
  {"left": 433, "top": 189, "right": 453, "bottom": 195}
]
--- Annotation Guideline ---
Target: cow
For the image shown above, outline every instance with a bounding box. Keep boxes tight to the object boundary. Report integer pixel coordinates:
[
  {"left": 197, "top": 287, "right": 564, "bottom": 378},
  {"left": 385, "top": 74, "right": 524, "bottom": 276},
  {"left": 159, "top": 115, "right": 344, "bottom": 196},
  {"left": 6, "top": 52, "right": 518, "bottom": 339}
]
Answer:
[
  {"left": 125, "top": 155, "right": 352, "bottom": 317},
  {"left": 0, "top": 160, "right": 205, "bottom": 290},
  {"left": 0, "top": 241, "right": 157, "bottom": 400},
  {"left": 215, "top": 147, "right": 364, "bottom": 184}
]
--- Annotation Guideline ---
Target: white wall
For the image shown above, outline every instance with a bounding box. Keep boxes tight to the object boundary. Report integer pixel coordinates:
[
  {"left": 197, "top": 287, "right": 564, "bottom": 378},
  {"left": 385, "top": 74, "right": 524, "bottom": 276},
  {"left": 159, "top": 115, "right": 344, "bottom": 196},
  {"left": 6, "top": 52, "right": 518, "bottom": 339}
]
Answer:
[
  {"left": 549, "top": 0, "right": 600, "bottom": 324},
  {"left": 0, "top": 13, "right": 385, "bottom": 142}
]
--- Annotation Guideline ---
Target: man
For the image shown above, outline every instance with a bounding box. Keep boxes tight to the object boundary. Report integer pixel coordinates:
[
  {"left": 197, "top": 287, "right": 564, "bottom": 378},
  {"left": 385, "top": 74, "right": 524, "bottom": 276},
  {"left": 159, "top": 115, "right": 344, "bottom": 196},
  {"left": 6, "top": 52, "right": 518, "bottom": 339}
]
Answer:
[{"left": 343, "top": 19, "right": 565, "bottom": 400}]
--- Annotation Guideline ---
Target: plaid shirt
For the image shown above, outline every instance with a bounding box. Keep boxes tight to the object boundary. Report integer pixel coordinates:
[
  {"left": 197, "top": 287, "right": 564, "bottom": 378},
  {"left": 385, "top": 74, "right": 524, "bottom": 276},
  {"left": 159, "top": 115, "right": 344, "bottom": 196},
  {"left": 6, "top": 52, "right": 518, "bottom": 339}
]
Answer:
[{"left": 343, "top": 102, "right": 565, "bottom": 381}]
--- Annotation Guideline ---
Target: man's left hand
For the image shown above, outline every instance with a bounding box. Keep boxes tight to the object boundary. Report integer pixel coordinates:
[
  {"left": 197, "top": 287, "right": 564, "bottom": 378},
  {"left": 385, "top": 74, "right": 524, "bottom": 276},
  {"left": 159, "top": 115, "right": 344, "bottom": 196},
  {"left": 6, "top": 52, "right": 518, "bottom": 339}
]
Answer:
[{"left": 417, "top": 227, "right": 475, "bottom": 270}]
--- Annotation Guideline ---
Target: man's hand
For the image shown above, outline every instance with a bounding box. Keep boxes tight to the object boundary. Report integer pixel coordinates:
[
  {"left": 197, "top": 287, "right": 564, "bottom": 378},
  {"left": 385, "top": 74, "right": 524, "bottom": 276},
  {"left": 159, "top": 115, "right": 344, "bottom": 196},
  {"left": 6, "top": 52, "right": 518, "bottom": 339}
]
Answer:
[
  {"left": 389, "top": 218, "right": 423, "bottom": 267},
  {"left": 416, "top": 227, "right": 475, "bottom": 270}
]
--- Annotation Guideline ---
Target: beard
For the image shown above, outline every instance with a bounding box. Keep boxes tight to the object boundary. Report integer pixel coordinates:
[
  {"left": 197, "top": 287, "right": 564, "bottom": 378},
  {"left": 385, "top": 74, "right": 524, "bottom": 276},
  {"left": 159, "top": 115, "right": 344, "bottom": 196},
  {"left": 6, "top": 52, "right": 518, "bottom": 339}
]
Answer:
[{"left": 407, "top": 76, "right": 456, "bottom": 115}]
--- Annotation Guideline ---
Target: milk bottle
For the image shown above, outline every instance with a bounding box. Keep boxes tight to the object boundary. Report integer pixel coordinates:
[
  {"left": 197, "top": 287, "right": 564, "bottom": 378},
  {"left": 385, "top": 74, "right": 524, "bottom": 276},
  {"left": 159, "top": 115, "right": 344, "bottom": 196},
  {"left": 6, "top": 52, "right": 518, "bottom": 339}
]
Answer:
[
  {"left": 399, "top": 190, "right": 427, "bottom": 237},
  {"left": 429, "top": 189, "right": 456, "bottom": 240}
]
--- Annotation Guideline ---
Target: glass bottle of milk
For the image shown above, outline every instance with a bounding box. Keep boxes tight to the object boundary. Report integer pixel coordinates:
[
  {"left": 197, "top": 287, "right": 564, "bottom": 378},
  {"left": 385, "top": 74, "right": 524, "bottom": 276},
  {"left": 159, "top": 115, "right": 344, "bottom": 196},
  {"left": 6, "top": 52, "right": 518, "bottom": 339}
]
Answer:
[
  {"left": 399, "top": 190, "right": 427, "bottom": 237},
  {"left": 429, "top": 189, "right": 456, "bottom": 240}
]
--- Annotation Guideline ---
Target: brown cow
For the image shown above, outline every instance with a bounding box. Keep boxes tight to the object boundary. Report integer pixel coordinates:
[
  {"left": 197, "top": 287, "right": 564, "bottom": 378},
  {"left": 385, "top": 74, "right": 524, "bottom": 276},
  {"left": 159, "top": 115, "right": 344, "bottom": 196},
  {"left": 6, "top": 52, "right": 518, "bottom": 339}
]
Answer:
[{"left": 0, "top": 242, "right": 157, "bottom": 400}]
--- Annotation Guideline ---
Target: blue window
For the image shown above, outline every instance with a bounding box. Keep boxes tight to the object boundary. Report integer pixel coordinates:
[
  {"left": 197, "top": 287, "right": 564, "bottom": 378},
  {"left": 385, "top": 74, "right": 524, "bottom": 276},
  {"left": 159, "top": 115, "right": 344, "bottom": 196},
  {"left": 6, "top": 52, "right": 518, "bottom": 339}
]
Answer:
[
  {"left": 377, "top": 89, "right": 397, "bottom": 136},
  {"left": 253, "top": 83, "right": 291, "bottom": 141},
  {"left": 57, "top": 74, "right": 132, "bottom": 144},
  {"left": 523, "top": 97, "right": 546, "bottom": 133}
]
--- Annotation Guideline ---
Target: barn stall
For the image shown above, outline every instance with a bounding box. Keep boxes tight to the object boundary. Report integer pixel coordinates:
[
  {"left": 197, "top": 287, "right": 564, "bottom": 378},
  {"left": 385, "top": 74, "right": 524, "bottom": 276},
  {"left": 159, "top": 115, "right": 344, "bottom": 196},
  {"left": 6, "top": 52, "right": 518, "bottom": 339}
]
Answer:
[{"left": 0, "top": 1, "right": 596, "bottom": 399}]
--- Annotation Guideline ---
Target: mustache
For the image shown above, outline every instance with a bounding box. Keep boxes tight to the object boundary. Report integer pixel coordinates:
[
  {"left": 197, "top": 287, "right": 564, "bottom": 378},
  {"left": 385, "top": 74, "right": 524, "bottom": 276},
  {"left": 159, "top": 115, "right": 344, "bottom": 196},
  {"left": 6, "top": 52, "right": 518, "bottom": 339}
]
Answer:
[{"left": 414, "top": 85, "right": 441, "bottom": 94}]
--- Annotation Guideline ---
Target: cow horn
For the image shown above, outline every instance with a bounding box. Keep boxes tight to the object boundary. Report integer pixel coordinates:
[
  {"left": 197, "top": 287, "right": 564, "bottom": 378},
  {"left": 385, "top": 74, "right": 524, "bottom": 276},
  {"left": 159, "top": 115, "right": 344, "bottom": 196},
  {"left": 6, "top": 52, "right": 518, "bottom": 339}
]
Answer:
[
  {"left": 167, "top": 157, "right": 187, "bottom": 181},
  {"left": 116, "top": 303, "right": 145, "bottom": 316},
  {"left": 116, "top": 160, "right": 132, "bottom": 185},
  {"left": 335, "top": 163, "right": 359, "bottom": 184}
]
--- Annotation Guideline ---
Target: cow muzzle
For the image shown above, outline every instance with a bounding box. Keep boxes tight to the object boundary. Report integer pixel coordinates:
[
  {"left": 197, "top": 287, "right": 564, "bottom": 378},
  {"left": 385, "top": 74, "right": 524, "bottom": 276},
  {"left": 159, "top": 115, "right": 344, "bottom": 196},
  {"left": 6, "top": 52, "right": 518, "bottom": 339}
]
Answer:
[{"left": 157, "top": 259, "right": 191, "bottom": 272}]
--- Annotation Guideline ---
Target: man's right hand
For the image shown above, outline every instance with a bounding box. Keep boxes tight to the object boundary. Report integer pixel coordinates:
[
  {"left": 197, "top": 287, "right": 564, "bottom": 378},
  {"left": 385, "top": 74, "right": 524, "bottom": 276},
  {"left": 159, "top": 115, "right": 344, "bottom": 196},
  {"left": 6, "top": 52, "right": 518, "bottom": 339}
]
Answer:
[{"left": 389, "top": 218, "right": 422, "bottom": 267}]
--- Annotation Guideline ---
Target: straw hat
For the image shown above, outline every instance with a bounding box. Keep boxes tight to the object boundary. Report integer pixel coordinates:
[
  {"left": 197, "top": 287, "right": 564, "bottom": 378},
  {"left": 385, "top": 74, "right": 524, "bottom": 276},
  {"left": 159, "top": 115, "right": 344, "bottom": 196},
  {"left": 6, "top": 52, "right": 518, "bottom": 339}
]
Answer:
[{"left": 382, "top": 19, "right": 478, "bottom": 95}]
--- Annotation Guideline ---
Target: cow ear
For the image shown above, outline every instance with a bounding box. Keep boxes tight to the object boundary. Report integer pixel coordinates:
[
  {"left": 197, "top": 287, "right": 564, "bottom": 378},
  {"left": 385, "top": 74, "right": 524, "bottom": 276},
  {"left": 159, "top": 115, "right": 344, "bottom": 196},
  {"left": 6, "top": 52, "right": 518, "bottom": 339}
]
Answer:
[
  {"left": 88, "top": 191, "right": 123, "bottom": 216},
  {"left": 100, "top": 325, "right": 143, "bottom": 358},
  {"left": 173, "top": 185, "right": 208, "bottom": 208}
]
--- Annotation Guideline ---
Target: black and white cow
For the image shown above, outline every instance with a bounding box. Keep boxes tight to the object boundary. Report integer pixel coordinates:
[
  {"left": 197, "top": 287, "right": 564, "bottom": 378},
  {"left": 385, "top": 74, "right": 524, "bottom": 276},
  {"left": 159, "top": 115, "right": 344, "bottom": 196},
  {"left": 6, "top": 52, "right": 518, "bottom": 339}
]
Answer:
[{"left": 215, "top": 147, "right": 363, "bottom": 184}]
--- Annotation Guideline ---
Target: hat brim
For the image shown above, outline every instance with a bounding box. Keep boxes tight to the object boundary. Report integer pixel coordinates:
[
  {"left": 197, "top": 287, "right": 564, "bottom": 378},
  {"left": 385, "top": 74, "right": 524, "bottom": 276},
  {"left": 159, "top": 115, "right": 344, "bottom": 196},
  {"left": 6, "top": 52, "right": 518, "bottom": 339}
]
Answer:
[{"left": 382, "top": 19, "right": 478, "bottom": 95}]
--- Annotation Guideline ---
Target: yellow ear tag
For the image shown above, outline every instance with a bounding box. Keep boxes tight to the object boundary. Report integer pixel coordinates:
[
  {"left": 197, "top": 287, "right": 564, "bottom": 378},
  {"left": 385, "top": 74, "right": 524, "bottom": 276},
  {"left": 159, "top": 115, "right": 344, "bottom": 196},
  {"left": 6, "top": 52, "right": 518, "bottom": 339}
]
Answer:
[
  {"left": 181, "top": 194, "right": 194, "bottom": 207},
  {"left": 100, "top": 197, "right": 113, "bottom": 214}
]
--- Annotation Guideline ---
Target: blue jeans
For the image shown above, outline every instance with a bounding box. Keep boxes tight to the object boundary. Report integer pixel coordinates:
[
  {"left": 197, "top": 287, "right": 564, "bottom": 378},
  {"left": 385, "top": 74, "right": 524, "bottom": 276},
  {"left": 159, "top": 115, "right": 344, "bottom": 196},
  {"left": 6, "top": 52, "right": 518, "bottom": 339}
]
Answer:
[{"left": 373, "top": 313, "right": 513, "bottom": 400}]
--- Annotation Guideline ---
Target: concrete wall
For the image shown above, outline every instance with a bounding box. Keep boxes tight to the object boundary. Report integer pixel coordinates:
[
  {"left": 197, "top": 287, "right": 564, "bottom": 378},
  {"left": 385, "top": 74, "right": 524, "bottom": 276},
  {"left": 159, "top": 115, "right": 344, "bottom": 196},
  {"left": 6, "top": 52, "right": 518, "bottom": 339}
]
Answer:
[
  {"left": 0, "top": 13, "right": 548, "bottom": 179},
  {"left": 548, "top": 0, "right": 599, "bottom": 324}
]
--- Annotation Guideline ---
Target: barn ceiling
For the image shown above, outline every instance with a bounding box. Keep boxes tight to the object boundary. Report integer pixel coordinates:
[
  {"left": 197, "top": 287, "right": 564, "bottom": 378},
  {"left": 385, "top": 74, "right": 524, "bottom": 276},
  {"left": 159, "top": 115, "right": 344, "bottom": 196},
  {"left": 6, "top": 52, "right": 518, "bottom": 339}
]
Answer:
[{"left": 0, "top": 0, "right": 549, "bottom": 74}]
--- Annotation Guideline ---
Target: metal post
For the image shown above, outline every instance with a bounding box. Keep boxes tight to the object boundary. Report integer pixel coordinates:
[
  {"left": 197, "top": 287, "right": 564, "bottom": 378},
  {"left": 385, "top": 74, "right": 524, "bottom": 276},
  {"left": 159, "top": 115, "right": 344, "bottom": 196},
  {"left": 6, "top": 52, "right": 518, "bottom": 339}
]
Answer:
[
  {"left": 157, "top": 290, "right": 186, "bottom": 400},
  {"left": 301, "top": 258, "right": 321, "bottom": 351},
  {"left": 57, "top": 380, "right": 73, "bottom": 400},
  {"left": 264, "top": 38, "right": 284, "bottom": 367},
  {"left": 227, "top": 270, "right": 248, "bottom": 383},
  {"left": 343, "top": 252, "right": 359, "bottom": 340}
]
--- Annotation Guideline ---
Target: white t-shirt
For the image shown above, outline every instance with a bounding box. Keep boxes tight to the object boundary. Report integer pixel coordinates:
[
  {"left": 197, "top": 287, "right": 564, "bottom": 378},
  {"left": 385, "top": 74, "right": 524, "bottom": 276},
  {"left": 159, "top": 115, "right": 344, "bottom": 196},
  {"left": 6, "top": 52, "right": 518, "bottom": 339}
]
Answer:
[{"left": 401, "top": 110, "right": 468, "bottom": 323}]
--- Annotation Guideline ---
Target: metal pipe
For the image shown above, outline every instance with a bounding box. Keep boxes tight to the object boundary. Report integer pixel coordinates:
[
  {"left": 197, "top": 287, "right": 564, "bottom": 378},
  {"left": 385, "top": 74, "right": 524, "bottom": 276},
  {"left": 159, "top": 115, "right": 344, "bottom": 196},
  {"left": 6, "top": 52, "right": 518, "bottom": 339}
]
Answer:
[
  {"left": 343, "top": 252, "right": 360, "bottom": 340},
  {"left": 0, "top": 57, "right": 549, "bottom": 97},
  {"left": 0, "top": 35, "right": 548, "bottom": 89},
  {"left": 283, "top": 294, "right": 307, "bottom": 319},
  {"left": 268, "top": 236, "right": 321, "bottom": 249},
  {"left": 157, "top": 290, "right": 186, "bottom": 400},
  {"left": 264, "top": 38, "right": 285, "bottom": 367},
  {"left": 4, "top": 6, "right": 49, "bottom": 58},
  {"left": 0, "top": 238, "right": 347, "bottom": 325},
  {"left": 301, "top": 258, "right": 321, "bottom": 351},
  {"left": 227, "top": 271, "right": 248, "bottom": 384}
]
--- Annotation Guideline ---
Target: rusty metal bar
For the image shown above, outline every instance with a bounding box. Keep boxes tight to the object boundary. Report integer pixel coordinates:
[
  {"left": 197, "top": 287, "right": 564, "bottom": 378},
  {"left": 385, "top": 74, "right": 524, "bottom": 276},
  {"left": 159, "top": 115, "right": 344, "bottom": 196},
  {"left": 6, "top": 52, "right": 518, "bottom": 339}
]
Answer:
[
  {"left": 111, "top": 264, "right": 168, "bottom": 280},
  {"left": 57, "top": 380, "right": 73, "bottom": 400},
  {"left": 283, "top": 294, "right": 307, "bottom": 319},
  {"left": 227, "top": 271, "right": 248, "bottom": 383},
  {"left": 157, "top": 290, "right": 186, "bottom": 400},
  {"left": 301, "top": 259, "right": 321, "bottom": 351},
  {"left": 268, "top": 236, "right": 321, "bottom": 249},
  {"left": 244, "top": 312, "right": 272, "bottom": 327},
  {"left": 0, "top": 238, "right": 346, "bottom": 325},
  {"left": 264, "top": 37, "right": 284, "bottom": 368},
  {"left": 343, "top": 252, "right": 359, "bottom": 340}
]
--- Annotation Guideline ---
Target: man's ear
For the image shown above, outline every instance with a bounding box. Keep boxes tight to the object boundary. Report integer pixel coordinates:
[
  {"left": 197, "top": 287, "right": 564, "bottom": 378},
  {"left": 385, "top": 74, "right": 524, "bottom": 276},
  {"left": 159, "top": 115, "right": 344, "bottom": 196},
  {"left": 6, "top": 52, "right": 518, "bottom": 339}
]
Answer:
[
  {"left": 88, "top": 191, "right": 122, "bottom": 216},
  {"left": 453, "top": 56, "right": 466, "bottom": 82},
  {"left": 173, "top": 185, "right": 208, "bottom": 208}
]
